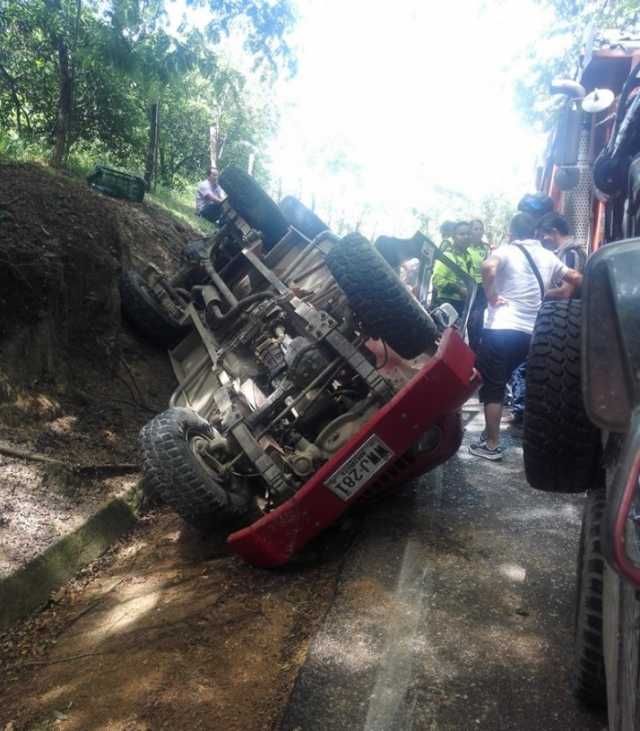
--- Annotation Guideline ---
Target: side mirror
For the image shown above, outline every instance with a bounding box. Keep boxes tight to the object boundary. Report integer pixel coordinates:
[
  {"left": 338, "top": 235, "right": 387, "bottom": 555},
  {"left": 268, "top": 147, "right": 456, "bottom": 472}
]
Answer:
[
  {"left": 550, "top": 78, "right": 586, "bottom": 167},
  {"left": 550, "top": 79, "right": 586, "bottom": 99},
  {"left": 582, "top": 238, "right": 640, "bottom": 432},
  {"left": 431, "top": 302, "right": 459, "bottom": 331}
]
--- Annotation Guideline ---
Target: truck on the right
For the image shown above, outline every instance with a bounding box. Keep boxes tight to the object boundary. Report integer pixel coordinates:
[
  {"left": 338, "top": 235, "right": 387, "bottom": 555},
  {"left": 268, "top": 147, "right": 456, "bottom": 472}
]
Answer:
[{"left": 523, "top": 31, "right": 640, "bottom": 729}]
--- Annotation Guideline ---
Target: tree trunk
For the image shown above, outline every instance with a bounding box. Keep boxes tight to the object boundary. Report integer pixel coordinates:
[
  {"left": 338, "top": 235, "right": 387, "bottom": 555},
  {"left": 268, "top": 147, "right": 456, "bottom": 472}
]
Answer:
[
  {"left": 159, "top": 145, "right": 166, "bottom": 187},
  {"left": 0, "top": 65, "right": 24, "bottom": 134},
  {"left": 48, "top": 0, "right": 78, "bottom": 168},
  {"left": 209, "top": 123, "right": 219, "bottom": 168},
  {"left": 144, "top": 101, "right": 160, "bottom": 191},
  {"left": 51, "top": 38, "right": 72, "bottom": 167},
  {"left": 153, "top": 104, "right": 160, "bottom": 191}
]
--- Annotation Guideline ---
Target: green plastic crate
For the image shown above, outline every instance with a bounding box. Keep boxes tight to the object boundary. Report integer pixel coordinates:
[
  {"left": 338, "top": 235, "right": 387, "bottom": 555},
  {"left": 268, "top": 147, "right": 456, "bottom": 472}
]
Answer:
[{"left": 87, "top": 165, "right": 146, "bottom": 203}]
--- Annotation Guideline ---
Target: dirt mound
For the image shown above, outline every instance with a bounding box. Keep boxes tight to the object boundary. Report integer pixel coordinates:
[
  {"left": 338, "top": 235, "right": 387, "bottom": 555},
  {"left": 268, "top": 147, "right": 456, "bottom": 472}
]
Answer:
[
  {"left": 0, "top": 161, "right": 200, "bottom": 383},
  {"left": 0, "top": 162, "right": 205, "bottom": 572}
]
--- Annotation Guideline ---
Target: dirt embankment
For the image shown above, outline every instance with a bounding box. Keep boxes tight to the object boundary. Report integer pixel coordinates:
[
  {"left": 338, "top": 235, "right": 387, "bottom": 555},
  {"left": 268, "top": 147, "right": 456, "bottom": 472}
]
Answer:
[
  {"left": 0, "top": 161, "right": 195, "bottom": 394},
  {"left": 0, "top": 161, "right": 203, "bottom": 573}
]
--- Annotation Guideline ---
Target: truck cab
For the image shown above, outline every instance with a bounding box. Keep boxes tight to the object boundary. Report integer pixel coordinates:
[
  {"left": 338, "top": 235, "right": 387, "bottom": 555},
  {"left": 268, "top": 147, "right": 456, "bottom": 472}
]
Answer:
[{"left": 528, "top": 31, "right": 640, "bottom": 730}]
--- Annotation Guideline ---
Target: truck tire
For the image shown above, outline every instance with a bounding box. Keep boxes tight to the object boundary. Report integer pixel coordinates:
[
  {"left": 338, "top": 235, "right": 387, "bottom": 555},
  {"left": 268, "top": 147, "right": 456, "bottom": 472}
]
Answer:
[
  {"left": 573, "top": 489, "right": 607, "bottom": 708},
  {"left": 219, "top": 166, "right": 288, "bottom": 251},
  {"left": 523, "top": 300, "right": 601, "bottom": 493},
  {"left": 119, "top": 270, "right": 190, "bottom": 348},
  {"left": 279, "top": 196, "right": 329, "bottom": 240},
  {"left": 326, "top": 232, "right": 438, "bottom": 359},
  {"left": 140, "top": 407, "right": 255, "bottom": 530}
]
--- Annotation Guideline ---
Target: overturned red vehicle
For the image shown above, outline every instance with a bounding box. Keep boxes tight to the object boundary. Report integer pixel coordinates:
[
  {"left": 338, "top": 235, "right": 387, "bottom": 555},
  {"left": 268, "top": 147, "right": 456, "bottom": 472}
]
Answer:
[{"left": 126, "top": 168, "right": 477, "bottom": 567}]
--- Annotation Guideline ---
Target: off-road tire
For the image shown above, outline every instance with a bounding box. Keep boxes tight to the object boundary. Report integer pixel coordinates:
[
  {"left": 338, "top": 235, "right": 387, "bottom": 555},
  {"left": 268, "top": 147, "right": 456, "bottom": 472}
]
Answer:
[
  {"left": 140, "top": 407, "right": 255, "bottom": 530},
  {"left": 326, "top": 232, "right": 438, "bottom": 359},
  {"left": 119, "top": 270, "right": 190, "bottom": 348},
  {"left": 219, "top": 166, "right": 288, "bottom": 251},
  {"left": 523, "top": 300, "right": 601, "bottom": 492},
  {"left": 279, "top": 196, "right": 329, "bottom": 240},
  {"left": 573, "top": 489, "right": 607, "bottom": 708}
]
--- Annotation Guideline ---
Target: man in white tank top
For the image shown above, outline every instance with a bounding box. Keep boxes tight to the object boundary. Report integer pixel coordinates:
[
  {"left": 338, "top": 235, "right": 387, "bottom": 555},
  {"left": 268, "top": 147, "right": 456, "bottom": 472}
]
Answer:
[{"left": 469, "top": 212, "right": 583, "bottom": 460}]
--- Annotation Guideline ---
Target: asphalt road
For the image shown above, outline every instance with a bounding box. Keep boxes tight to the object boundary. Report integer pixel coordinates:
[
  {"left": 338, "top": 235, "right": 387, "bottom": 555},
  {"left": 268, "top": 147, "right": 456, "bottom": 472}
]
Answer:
[{"left": 281, "top": 404, "right": 607, "bottom": 731}]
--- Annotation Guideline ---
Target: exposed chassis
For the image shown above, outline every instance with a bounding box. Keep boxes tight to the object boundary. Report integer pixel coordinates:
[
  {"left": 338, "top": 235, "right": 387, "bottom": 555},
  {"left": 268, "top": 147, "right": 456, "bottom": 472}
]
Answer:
[
  {"left": 141, "top": 189, "right": 479, "bottom": 566},
  {"left": 228, "top": 328, "right": 478, "bottom": 566}
]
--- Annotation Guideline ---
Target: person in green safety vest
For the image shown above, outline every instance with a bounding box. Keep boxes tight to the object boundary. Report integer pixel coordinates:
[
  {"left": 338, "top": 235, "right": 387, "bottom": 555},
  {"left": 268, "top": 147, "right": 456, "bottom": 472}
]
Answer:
[
  {"left": 468, "top": 219, "right": 490, "bottom": 277},
  {"left": 439, "top": 220, "right": 457, "bottom": 255},
  {"left": 432, "top": 220, "right": 474, "bottom": 317},
  {"left": 467, "top": 219, "right": 490, "bottom": 351}
]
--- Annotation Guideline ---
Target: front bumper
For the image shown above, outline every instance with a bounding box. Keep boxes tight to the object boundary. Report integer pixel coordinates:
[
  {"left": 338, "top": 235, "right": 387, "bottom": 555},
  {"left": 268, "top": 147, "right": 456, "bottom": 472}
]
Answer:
[{"left": 228, "top": 328, "right": 479, "bottom": 566}]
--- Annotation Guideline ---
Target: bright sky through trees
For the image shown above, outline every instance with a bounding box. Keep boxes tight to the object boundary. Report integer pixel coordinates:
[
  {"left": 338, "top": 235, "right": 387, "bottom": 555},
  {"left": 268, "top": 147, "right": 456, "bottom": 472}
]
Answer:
[
  {"left": 174, "top": 0, "right": 557, "bottom": 237},
  {"left": 267, "top": 0, "right": 555, "bottom": 237}
]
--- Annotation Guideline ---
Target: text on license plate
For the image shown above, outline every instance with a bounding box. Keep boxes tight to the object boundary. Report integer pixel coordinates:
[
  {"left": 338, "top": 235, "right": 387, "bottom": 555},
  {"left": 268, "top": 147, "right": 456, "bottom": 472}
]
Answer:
[{"left": 325, "top": 434, "right": 394, "bottom": 501}]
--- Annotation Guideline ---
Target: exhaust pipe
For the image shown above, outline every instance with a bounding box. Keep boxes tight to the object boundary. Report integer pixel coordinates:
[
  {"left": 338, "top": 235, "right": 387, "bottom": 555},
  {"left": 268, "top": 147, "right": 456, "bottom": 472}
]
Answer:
[{"left": 550, "top": 78, "right": 586, "bottom": 99}]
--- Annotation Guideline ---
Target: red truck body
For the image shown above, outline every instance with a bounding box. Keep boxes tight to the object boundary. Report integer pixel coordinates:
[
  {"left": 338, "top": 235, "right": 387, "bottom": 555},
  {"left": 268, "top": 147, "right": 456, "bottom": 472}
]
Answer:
[{"left": 229, "top": 328, "right": 478, "bottom": 566}]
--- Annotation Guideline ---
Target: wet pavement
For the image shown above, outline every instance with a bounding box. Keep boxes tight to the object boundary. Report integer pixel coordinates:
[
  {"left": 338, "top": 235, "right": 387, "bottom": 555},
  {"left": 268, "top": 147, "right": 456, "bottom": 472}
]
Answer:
[{"left": 281, "top": 403, "right": 607, "bottom": 730}]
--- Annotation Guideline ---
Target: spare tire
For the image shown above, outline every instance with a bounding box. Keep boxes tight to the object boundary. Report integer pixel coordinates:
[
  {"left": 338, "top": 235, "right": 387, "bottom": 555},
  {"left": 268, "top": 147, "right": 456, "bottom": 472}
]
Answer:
[
  {"left": 219, "top": 166, "right": 288, "bottom": 251},
  {"left": 140, "top": 407, "right": 256, "bottom": 530},
  {"left": 523, "top": 300, "right": 601, "bottom": 492},
  {"left": 279, "top": 196, "right": 329, "bottom": 240},
  {"left": 326, "top": 232, "right": 438, "bottom": 359},
  {"left": 119, "top": 270, "right": 190, "bottom": 348}
]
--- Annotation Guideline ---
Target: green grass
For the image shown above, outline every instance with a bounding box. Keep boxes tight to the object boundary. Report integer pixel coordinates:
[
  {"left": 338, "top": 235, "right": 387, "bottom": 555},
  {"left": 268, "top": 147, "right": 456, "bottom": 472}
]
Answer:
[
  {"left": 0, "top": 139, "right": 213, "bottom": 235},
  {"left": 147, "top": 185, "right": 215, "bottom": 235}
]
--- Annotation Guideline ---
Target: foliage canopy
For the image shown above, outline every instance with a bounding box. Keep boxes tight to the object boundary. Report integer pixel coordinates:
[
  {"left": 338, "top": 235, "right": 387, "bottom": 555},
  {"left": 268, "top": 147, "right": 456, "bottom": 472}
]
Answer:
[{"left": 0, "top": 0, "right": 295, "bottom": 186}]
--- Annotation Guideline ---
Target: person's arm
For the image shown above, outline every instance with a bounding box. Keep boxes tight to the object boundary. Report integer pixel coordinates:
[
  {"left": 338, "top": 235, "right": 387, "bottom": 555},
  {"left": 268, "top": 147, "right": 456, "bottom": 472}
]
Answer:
[
  {"left": 544, "top": 282, "right": 574, "bottom": 300},
  {"left": 544, "top": 267, "right": 582, "bottom": 300},
  {"left": 481, "top": 254, "right": 506, "bottom": 307},
  {"left": 562, "top": 268, "right": 583, "bottom": 289},
  {"left": 432, "top": 261, "right": 464, "bottom": 299},
  {"left": 204, "top": 185, "right": 224, "bottom": 204}
]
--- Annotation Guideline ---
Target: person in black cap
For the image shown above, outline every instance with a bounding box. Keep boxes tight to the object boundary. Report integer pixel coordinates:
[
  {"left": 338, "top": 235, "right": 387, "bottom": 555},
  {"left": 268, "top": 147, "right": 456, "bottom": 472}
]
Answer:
[
  {"left": 439, "top": 220, "right": 457, "bottom": 254},
  {"left": 517, "top": 192, "right": 554, "bottom": 222}
]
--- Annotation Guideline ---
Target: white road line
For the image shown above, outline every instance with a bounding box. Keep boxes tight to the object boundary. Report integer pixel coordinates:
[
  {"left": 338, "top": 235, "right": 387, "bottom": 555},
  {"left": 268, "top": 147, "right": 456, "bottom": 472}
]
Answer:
[{"left": 363, "top": 469, "right": 444, "bottom": 731}]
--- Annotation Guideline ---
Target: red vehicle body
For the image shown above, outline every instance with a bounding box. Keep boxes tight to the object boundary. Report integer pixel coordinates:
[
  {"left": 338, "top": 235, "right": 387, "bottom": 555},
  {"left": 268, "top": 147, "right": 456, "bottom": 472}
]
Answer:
[
  {"left": 229, "top": 329, "right": 477, "bottom": 566},
  {"left": 534, "top": 32, "right": 640, "bottom": 729},
  {"left": 137, "top": 170, "right": 478, "bottom": 570}
]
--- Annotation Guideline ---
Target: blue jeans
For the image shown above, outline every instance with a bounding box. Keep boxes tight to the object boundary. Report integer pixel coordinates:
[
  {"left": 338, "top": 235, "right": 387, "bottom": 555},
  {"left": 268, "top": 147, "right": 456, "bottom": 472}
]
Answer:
[
  {"left": 199, "top": 201, "right": 222, "bottom": 223},
  {"left": 477, "top": 329, "right": 531, "bottom": 404}
]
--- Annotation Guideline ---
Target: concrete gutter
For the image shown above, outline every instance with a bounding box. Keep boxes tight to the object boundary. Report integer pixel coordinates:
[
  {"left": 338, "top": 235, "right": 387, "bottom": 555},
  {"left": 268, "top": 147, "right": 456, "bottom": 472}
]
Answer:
[{"left": 0, "top": 483, "right": 141, "bottom": 629}]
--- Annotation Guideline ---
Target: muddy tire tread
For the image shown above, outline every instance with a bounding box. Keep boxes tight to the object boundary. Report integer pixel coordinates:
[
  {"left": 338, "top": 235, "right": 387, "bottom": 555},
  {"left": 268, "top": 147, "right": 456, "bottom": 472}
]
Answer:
[
  {"left": 523, "top": 300, "right": 601, "bottom": 493},
  {"left": 119, "top": 270, "right": 190, "bottom": 348},
  {"left": 326, "top": 232, "right": 438, "bottom": 359},
  {"left": 140, "top": 407, "right": 253, "bottom": 529},
  {"left": 219, "top": 166, "right": 288, "bottom": 250},
  {"left": 279, "top": 196, "right": 329, "bottom": 240}
]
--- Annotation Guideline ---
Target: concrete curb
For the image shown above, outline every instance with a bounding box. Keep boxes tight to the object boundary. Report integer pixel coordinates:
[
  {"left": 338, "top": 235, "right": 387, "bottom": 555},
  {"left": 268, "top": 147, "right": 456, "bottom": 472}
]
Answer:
[{"left": 0, "top": 483, "right": 141, "bottom": 629}]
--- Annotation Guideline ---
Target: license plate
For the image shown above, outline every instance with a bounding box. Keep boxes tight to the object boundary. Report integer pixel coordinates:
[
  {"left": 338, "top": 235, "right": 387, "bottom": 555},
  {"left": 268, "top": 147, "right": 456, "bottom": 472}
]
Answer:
[{"left": 325, "top": 434, "right": 394, "bottom": 501}]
